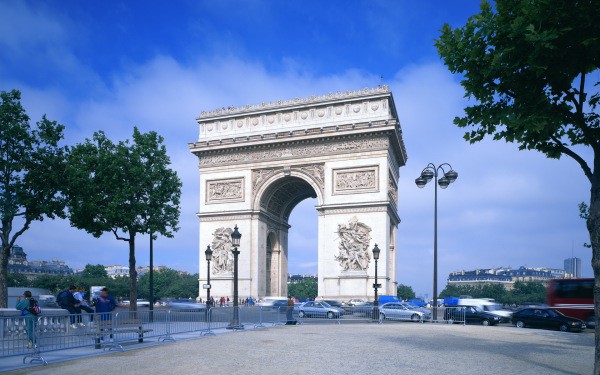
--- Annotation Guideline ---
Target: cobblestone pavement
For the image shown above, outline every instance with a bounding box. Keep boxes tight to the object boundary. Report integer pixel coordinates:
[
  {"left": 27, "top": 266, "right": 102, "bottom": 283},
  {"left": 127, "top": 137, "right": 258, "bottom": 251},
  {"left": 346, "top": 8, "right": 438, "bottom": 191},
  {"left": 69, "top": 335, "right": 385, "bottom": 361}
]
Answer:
[{"left": 6, "top": 323, "right": 594, "bottom": 375}]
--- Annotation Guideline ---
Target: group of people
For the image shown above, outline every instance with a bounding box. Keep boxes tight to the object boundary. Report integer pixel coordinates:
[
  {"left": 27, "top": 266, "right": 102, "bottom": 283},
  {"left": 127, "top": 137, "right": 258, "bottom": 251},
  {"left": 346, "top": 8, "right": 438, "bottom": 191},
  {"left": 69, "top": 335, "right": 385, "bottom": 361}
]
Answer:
[
  {"left": 16, "top": 286, "right": 117, "bottom": 349},
  {"left": 56, "top": 286, "right": 117, "bottom": 328},
  {"left": 203, "top": 296, "right": 256, "bottom": 307}
]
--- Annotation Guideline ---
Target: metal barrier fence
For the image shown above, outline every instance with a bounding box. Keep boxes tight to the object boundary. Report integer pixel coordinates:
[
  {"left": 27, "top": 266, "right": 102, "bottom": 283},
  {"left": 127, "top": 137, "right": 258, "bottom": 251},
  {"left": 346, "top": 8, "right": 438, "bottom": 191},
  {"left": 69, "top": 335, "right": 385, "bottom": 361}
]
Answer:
[{"left": 1, "top": 305, "right": 469, "bottom": 367}]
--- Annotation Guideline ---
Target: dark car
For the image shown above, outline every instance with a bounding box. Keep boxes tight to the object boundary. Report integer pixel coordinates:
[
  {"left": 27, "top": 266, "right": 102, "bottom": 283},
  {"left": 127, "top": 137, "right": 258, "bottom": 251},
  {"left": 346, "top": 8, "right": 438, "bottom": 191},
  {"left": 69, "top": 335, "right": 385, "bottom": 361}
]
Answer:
[
  {"left": 323, "top": 300, "right": 343, "bottom": 308},
  {"left": 512, "top": 308, "right": 586, "bottom": 332},
  {"left": 270, "top": 299, "right": 290, "bottom": 311},
  {"left": 444, "top": 305, "right": 501, "bottom": 326}
]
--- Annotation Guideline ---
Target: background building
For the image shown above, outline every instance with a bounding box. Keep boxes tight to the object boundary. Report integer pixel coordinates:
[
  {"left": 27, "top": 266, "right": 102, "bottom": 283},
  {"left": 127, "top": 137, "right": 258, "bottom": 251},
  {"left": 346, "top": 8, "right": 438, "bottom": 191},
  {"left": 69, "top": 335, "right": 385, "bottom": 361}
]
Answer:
[
  {"left": 448, "top": 265, "right": 572, "bottom": 290},
  {"left": 564, "top": 257, "right": 582, "bottom": 278},
  {"left": 8, "top": 245, "right": 73, "bottom": 277}
]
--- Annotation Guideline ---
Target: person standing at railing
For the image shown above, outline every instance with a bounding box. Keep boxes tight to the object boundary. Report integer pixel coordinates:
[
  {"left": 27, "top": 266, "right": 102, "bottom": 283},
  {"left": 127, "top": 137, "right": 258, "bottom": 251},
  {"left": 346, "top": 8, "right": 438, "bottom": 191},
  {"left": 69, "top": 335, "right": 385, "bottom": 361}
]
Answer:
[
  {"left": 15, "top": 291, "right": 38, "bottom": 348},
  {"left": 285, "top": 295, "right": 295, "bottom": 325},
  {"left": 92, "top": 288, "right": 117, "bottom": 343}
]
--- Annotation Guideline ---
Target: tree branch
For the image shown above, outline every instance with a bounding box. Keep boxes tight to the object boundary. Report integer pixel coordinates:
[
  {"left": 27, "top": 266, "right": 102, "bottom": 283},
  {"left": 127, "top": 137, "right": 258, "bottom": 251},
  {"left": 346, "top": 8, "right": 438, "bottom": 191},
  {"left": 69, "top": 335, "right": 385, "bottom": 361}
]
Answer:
[
  {"left": 111, "top": 228, "right": 130, "bottom": 242},
  {"left": 8, "top": 218, "right": 32, "bottom": 249},
  {"left": 551, "top": 135, "right": 593, "bottom": 182}
]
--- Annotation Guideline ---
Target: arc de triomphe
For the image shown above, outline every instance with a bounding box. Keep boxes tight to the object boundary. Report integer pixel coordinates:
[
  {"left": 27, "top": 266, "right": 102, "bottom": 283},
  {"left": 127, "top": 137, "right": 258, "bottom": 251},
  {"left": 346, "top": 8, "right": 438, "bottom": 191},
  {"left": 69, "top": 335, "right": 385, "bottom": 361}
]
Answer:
[{"left": 189, "top": 86, "right": 407, "bottom": 300}]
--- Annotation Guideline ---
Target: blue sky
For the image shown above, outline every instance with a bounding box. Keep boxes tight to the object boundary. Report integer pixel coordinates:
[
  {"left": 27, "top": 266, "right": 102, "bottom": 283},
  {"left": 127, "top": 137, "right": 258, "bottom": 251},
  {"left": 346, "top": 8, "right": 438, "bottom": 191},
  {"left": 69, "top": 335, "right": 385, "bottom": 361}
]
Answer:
[{"left": 0, "top": 1, "right": 593, "bottom": 297}]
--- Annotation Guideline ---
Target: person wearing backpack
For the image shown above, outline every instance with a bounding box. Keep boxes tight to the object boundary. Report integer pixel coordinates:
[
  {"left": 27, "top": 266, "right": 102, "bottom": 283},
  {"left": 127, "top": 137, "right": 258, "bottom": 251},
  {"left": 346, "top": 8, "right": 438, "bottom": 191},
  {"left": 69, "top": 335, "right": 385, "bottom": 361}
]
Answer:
[
  {"left": 57, "top": 286, "right": 78, "bottom": 328},
  {"left": 15, "top": 291, "right": 40, "bottom": 348}
]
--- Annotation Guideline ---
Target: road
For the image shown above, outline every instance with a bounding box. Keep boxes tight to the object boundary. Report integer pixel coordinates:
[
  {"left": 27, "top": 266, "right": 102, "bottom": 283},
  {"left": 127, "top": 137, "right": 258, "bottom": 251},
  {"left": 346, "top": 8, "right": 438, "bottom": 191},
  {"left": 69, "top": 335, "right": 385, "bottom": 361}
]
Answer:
[{"left": 6, "top": 321, "right": 593, "bottom": 375}]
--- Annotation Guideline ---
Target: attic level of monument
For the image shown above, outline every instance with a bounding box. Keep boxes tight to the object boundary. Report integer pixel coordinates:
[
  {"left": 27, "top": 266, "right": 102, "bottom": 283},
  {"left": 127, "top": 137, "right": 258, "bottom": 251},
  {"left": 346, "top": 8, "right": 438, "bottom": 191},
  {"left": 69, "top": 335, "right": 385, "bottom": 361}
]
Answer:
[{"left": 191, "top": 86, "right": 406, "bottom": 300}]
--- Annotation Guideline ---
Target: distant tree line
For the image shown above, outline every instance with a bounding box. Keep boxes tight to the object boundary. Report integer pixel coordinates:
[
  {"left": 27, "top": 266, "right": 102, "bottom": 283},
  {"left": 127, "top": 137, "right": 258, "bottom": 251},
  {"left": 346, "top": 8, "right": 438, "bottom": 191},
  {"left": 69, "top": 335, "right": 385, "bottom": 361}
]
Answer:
[
  {"left": 439, "top": 281, "right": 547, "bottom": 305},
  {"left": 7, "top": 264, "right": 198, "bottom": 301}
]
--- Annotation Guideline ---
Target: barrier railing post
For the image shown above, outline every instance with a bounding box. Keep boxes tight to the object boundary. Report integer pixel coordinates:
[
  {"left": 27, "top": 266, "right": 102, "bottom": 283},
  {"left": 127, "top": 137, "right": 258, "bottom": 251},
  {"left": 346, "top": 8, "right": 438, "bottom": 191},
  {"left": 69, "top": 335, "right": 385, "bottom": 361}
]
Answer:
[
  {"left": 254, "top": 306, "right": 265, "bottom": 328},
  {"left": 22, "top": 316, "right": 47, "bottom": 366},
  {"left": 202, "top": 307, "right": 215, "bottom": 336},
  {"left": 159, "top": 310, "right": 175, "bottom": 342}
]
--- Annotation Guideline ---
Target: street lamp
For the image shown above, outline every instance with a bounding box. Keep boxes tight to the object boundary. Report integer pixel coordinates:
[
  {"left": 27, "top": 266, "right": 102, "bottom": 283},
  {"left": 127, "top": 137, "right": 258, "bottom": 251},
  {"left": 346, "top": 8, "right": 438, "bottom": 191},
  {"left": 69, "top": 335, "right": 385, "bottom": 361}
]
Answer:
[
  {"left": 415, "top": 163, "right": 458, "bottom": 321},
  {"left": 372, "top": 244, "right": 381, "bottom": 320},
  {"left": 228, "top": 225, "right": 242, "bottom": 330},
  {"left": 205, "top": 245, "right": 213, "bottom": 308}
]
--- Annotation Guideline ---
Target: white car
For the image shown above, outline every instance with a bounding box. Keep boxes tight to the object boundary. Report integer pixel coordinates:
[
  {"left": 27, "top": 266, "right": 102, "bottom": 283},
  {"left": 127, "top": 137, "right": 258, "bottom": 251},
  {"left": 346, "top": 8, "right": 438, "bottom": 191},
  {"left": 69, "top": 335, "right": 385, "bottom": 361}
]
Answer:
[{"left": 347, "top": 299, "right": 367, "bottom": 306}]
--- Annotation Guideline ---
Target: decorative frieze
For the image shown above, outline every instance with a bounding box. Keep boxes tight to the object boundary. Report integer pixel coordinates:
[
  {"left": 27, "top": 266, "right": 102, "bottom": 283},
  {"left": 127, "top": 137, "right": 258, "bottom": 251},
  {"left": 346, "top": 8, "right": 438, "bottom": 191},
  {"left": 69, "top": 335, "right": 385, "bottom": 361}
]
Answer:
[
  {"left": 199, "top": 136, "right": 389, "bottom": 168},
  {"left": 333, "top": 166, "right": 379, "bottom": 195},
  {"left": 206, "top": 178, "right": 244, "bottom": 204},
  {"left": 335, "top": 216, "right": 372, "bottom": 271}
]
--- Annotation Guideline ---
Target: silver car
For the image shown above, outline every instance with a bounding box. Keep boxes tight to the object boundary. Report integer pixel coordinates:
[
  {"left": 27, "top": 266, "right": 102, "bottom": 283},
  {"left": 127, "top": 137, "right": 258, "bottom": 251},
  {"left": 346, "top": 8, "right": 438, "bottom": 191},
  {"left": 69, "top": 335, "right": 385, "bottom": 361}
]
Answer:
[
  {"left": 166, "top": 299, "right": 207, "bottom": 311},
  {"left": 379, "top": 302, "right": 430, "bottom": 321},
  {"left": 298, "top": 301, "right": 345, "bottom": 319}
]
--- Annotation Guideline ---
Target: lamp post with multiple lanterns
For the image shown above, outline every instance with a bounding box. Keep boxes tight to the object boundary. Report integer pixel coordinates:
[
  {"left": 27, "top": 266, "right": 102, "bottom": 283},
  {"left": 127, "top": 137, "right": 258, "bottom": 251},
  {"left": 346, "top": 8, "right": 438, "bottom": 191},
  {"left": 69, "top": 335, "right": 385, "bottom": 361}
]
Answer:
[{"left": 415, "top": 163, "right": 458, "bottom": 321}]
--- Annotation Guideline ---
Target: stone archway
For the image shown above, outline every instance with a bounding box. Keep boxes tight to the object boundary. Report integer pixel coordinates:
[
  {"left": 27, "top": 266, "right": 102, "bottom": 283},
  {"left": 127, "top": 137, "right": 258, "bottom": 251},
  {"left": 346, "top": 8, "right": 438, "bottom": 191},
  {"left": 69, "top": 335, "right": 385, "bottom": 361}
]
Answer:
[{"left": 190, "top": 86, "right": 406, "bottom": 300}]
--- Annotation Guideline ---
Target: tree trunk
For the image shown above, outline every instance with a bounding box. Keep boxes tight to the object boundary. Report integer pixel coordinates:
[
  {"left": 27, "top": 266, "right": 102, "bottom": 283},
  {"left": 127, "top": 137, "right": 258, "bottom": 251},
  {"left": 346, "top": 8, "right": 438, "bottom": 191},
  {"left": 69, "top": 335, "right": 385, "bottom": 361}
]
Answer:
[
  {"left": 0, "top": 243, "right": 9, "bottom": 308},
  {"left": 590, "top": 153, "right": 600, "bottom": 375},
  {"left": 128, "top": 233, "right": 138, "bottom": 313}
]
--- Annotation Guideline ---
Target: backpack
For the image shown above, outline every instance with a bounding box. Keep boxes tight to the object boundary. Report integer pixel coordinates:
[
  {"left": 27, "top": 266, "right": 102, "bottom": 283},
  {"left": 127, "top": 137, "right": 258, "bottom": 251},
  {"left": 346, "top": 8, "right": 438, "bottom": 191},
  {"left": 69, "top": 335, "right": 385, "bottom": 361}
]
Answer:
[
  {"left": 56, "top": 290, "right": 68, "bottom": 306},
  {"left": 27, "top": 298, "right": 41, "bottom": 315}
]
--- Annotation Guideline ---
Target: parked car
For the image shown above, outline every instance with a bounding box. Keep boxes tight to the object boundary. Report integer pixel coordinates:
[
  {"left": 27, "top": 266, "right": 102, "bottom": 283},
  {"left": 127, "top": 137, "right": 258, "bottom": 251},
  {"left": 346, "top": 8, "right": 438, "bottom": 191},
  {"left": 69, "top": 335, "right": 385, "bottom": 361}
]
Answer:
[
  {"left": 346, "top": 299, "right": 367, "bottom": 306},
  {"left": 512, "top": 308, "right": 586, "bottom": 332},
  {"left": 323, "top": 300, "right": 343, "bottom": 308},
  {"left": 166, "top": 299, "right": 207, "bottom": 310},
  {"left": 444, "top": 305, "right": 501, "bottom": 326},
  {"left": 400, "top": 302, "right": 430, "bottom": 315},
  {"left": 379, "top": 302, "right": 431, "bottom": 321},
  {"left": 456, "top": 298, "right": 512, "bottom": 322},
  {"left": 298, "top": 301, "right": 345, "bottom": 319}
]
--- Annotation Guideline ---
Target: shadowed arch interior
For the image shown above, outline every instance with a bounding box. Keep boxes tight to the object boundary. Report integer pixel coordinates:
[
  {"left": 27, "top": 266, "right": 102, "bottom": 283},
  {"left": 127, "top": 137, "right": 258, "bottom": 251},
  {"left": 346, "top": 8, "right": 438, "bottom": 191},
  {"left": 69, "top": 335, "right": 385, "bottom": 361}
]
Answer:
[{"left": 260, "top": 176, "right": 317, "bottom": 222}]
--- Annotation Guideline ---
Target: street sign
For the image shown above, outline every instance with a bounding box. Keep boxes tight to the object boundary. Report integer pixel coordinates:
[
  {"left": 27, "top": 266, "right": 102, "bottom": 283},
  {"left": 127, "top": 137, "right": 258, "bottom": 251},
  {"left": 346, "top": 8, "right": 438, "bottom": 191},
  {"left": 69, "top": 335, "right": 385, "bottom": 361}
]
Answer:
[
  {"left": 203, "top": 284, "right": 211, "bottom": 289},
  {"left": 372, "top": 283, "right": 382, "bottom": 288}
]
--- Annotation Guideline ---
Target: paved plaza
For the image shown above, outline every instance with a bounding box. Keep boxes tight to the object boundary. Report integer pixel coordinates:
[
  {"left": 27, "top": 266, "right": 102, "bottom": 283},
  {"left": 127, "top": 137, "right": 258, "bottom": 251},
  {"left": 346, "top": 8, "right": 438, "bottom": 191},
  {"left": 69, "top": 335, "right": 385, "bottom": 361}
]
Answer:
[{"left": 5, "top": 323, "right": 593, "bottom": 375}]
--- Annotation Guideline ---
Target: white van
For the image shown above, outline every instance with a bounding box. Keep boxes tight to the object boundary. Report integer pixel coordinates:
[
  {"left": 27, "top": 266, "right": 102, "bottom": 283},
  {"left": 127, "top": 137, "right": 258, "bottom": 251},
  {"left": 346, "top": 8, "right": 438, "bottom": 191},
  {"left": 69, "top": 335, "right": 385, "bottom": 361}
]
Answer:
[
  {"left": 457, "top": 298, "right": 512, "bottom": 321},
  {"left": 256, "top": 297, "right": 287, "bottom": 307}
]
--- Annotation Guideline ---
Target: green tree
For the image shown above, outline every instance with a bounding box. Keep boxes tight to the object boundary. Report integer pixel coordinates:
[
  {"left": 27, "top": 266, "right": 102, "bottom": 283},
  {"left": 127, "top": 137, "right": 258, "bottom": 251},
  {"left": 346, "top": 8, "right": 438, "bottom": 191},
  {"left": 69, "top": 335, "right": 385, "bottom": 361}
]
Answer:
[
  {"left": 436, "top": 1, "right": 600, "bottom": 369},
  {"left": 288, "top": 279, "right": 318, "bottom": 300},
  {"left": 7, "top": 272, "right": 29, "bottom": 287},
  {"left": 0, "top": 90, "right": 67, "bottom": 307},
  {"left": 396, "top": 283, "right": 416, "bottom": 300},
  {"left": 138, "top": 268, "right": 198, "bottom": 301},
  {"left": 81, "top": 264, "right": 108, "bottom": 279},
  {"left": 65, "top": 128, "right": 182, "bottom": 311}
]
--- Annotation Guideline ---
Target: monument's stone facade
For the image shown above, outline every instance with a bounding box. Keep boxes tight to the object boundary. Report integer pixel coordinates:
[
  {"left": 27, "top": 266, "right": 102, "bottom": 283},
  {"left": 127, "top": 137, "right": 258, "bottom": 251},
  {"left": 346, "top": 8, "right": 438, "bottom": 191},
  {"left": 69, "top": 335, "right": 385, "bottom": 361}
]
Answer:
[{"left": 189, "top": 86, "right": 407, "bottom": 300}]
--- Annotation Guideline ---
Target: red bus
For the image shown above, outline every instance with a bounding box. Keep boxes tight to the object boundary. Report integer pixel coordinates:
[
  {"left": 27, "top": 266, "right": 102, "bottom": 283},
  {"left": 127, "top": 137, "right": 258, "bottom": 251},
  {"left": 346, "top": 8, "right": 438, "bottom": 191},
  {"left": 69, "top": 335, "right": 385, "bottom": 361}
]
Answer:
[{"left": 547, "top": 278, "right": 594, "bottom": 327}]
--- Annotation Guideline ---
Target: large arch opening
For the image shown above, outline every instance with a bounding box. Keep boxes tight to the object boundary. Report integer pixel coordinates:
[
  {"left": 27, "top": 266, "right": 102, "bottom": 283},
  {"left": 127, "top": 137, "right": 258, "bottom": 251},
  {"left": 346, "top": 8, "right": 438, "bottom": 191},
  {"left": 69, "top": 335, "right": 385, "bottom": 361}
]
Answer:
[{"left": 259, "top": 176, "right": 319, "bottom": 297}]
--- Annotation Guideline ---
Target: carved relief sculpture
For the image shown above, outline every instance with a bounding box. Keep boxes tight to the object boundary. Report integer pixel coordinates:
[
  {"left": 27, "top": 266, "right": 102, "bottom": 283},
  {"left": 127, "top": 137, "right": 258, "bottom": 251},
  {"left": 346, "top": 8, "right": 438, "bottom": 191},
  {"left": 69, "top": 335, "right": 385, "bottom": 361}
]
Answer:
[
  {"left": 252, "top": 168, "right": 280, "bottom": 192},
  {"left": 335, "top": 216, "right": 372, "bottom": 271},
  {"left": 211, "top": 227, "right": 234, "bottom": 273},
  {"left": 333, "top": 166, "right": 379, "bottom": 195},
  {"left": 206, "top": 178, "right": 244, "bottom": 203},
  {"left": 298, "top": 164, "right": 325, "bottom": 189},
  {"left": 388, "top": 173, "right": 398, "bottom": 206}
]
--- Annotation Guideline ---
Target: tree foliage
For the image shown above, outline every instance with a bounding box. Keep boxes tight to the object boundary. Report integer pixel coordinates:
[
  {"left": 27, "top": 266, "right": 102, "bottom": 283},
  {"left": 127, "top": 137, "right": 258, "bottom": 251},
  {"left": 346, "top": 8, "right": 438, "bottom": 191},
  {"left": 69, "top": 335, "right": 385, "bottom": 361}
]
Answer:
[
  {"left": 396, "top": 283, "right": 416, "bottom": 300},
  {"left": 137, "top": 268, "right": 199, "bottom": 301},
  {"left": 288, "top": 279, "right": 318, "bottom": 300},
  {"left": 0, "top": 89, "right": 67, "bottom": 307},
  {"left": 65, "top": 128, "right": 182, "bottom": 311},
  {"left": 81, "top": 264, "right": 108, "bottom": 279},
  {"left": 439, "top": 281, "right": 546, "bottom": 305},
  {"left": 436, "top": 1, "right": 600, "bottom": 370}
]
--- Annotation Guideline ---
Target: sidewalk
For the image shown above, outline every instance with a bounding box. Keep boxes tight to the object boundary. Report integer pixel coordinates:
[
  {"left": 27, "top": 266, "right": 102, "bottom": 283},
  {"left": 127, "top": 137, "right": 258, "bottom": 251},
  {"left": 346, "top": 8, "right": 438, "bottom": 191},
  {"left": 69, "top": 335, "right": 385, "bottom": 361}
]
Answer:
[{"left": 3, "top": 323, "right": 594, "bottom": 375}]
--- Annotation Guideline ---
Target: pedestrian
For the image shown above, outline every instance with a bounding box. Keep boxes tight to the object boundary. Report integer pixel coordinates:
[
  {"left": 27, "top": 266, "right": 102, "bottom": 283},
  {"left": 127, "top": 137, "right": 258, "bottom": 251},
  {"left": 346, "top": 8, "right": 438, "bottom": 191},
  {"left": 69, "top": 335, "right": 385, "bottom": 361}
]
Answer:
[
  {"left": 15, "top": 291, "right": 40, "bottom": 348},
  {"left": 73, "top": 287, "right": 95, "bottom": 325},
  {"left": 57, "top": 285, "right": 78, "bottom": 328},
  {"left": 226, "top": 296, "right": 230, "bottom": 306},
  {"left": 92, "top": 287, "right": 117, "bottom": 343},
  {"left": 285, "top": 295, "right": 295, "bottom": 325}
]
